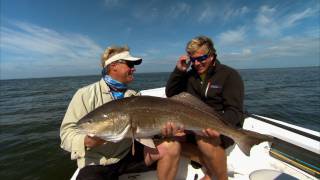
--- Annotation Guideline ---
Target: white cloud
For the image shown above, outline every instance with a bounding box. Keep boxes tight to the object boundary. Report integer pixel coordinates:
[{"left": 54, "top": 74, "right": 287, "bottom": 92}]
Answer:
[
  {"left": 218, "top": 26, "right": 246, "bottom": 45},
  {"left": 168, "top": 2, "right": 191, "bottom": 19},
  {"left": 198, "top": 4, "right": 250, "bottom": 23},
  {"left": 240, "top": 6, "right": 250, "bottom": 14},
  {"left": 138, "top": 48, "right": 161, "bottom": 58},
  {"left": 285, "top": 8, "right": 316, "bottom": 27},
  {"left": 266, "top": 36, "right": 318, "bottom": 56},
  {"left": 104, "top": 0, "right": 120, "bottom": 7},
  {"left": 132, "top": 7, "right": 159, "bottom": 22},
  {"left": 224, "top": 6, "right": 249, "bottom": 20},
  {"left": 220, "top": 36, "right": 319, "bottom": 64},
  {"left": 0, "top": 21, "right": 103, "bottom": 79},
  {"left": 255, "top": 5, "right": 280, "bottom": 36},
  {"left": 222, "top": 48, "right": 252, "bottom": 58},
  {"left": 255, "top": 5, "right": 319, "bottom": 37},
  {"left": 198, "top": 6, "right": 215, "bottom": 23},
  {"left": 242, "top": 48, "right": 252, "bottom": 56},
  {"left": 305, "top": 28, "right": 320, "bottom": 38}
]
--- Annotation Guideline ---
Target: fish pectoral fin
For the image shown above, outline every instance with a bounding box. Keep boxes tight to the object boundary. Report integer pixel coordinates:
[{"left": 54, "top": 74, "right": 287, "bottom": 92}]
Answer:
[
  {"left": 101, "top": 125, "right": 131, "bottom": 143},
  {"left": 136, "top": 138, "right": 156, "bottom": 149}
]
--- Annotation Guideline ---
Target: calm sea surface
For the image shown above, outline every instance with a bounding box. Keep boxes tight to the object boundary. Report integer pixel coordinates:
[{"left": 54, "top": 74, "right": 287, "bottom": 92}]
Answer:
[{"left": 0, "top": 66, "right": 319, "bottom": 180}]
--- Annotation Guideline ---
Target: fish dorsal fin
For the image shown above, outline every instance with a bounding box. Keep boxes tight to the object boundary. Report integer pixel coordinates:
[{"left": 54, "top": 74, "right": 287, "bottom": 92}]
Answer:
[{"left": 170, "top": 92, "right": 220, "bottom": 117}]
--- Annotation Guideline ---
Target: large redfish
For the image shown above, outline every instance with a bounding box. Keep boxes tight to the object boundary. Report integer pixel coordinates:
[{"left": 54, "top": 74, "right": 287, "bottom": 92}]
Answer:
[{"left": 77, "top": 92, "right": 273, "bottom": 156}]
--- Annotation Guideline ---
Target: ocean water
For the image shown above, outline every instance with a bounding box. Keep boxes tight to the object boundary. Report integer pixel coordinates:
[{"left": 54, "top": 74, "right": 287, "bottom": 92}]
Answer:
[{"left": 0, "top": 66, "right": 319, "bottom": 180}]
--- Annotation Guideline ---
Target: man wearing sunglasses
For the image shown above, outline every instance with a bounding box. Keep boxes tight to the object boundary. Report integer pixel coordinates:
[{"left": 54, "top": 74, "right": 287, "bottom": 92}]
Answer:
[
  {"left": 61, "top": 45, "right": 181, "bottom": 180},
  {"left": 166, "top": 36, "right": 244, "bottom": 180}
]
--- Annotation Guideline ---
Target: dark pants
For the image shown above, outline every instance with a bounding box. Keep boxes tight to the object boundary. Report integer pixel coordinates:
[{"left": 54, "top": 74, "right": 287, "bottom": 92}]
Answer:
[{"left": 77, "top": 142, "right": 157, "bottom": 180}]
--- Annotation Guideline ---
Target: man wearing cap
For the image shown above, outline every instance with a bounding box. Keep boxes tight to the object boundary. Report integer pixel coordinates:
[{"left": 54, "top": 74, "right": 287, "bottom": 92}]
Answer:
[
  {"left": 60, "top": 45, "right": 181, "bottom": 180},
  {"left": 166, "top": 36, "right": 244, "bottom": 180}
]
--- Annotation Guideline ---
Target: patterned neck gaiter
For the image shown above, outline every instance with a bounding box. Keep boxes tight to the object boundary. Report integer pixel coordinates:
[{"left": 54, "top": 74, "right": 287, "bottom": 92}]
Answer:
[{"left": 103, "top": 75, "right": 127, "bottom": 99}]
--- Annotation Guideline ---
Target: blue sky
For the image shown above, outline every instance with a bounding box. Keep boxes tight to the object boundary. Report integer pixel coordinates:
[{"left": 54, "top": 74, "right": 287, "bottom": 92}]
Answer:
[{"left": 1, "top": 0, "right": 319, "bottom": 79}]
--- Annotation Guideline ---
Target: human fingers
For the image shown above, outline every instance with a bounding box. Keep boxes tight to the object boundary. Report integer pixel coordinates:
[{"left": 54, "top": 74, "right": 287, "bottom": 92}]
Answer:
[
  {"left": 165, "top": 122, "right": 174, "bottom": 136},
  {"left": 84, "top": 135, "right": 106, "bottom": 148},
  {"left": 204, "top": 128, "right": 220, "bottom": 138},
  {"left": 171, "top": 122, "right": 178, "bottom": 136},
  {"left": 202, "top": 129, "right": 209, "bottom": 137},
  {"left": 177, "top": 55, "right": 190, "bottom": 71},
  {"left": 161, "top": 122, "right": 176, "bottom": 137},
  {"left": 161, "top": 124, "right": 168, "bottom": 136}
]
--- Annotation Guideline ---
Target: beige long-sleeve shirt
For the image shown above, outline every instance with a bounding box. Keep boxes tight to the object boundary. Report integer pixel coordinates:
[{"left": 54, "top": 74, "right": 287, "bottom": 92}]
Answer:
[{"left": 60, "top": 78, "right": 139, "bottom": 168}]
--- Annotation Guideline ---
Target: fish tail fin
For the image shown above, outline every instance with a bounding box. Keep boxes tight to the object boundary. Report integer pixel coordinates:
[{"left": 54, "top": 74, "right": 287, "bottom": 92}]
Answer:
[{"left": 234, "top": 129, "right": 273, "bottom": 156}]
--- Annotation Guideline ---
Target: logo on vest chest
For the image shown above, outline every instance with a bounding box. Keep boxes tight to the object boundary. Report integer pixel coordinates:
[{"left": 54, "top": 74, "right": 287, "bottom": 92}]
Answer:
[
  {"left": 205, "top": 82, "right": 222, "bottom": 98},
  {"left": 210, "top": 84, "right": 222, "bottom": 89}
]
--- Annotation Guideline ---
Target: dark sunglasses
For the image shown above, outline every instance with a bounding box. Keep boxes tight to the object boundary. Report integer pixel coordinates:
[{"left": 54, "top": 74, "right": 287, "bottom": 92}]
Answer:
[
  {"left": 189, "top": 54, "right": 209, "bottom": 63},
  {"left": 125, "top": 61, "right": 135, "bottom": 68},
  {"left": 117, "top": 60, "right": 135, "bottom": 68}
]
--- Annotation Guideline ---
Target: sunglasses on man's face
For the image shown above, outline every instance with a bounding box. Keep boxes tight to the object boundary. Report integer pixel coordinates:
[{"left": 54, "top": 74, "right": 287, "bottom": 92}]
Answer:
[
  {"left": 189, "top": 54, "right": 209, "bottom": 63},
  {"left": 125, "top": 61, "right": 135, "bottom": 68},
  {"left": 118, "top": 60, "right": 135, "bottom": 68}
]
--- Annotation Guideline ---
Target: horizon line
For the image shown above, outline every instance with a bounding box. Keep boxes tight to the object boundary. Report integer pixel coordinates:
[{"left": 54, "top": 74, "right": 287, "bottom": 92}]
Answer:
[{"left": 1, "top": 65, "right": 319, "bottom": 81}]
